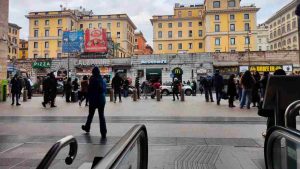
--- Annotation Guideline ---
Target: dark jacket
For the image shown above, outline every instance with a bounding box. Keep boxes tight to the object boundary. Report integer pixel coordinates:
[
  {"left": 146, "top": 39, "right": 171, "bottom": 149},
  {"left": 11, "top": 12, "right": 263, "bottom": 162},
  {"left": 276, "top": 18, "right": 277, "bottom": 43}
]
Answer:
[
  {"left": 112, "top": 76, "right": 123, "bottom": 90},
  {"left": 213, "top": 73, "right": 224, "bottom": 89},
  {"left": 10, "top": 77, "right": 21, "bottom": 94},
  {"left": 49, "top": 76, "right": 57, "bottom": 96},
  {"left": 72, "top": 81, "right": 79, "bottom": 91},
  {"left": 80, "top": 80, "right": 89, "bottom": 93},
  {"left": 89, "top": 67, "right": 106, "bottom": 107},
  {"left": 201, "top": 77, "right": 213, "bottom": 89},
  {"left": 241, "top": 75, "right": 255, "bottom": 90},
  {"left": 64, "top": 81, "right": 72, "bottom": 93},
  {"left": 172, "top": 81, "right": 180, "bottom": 92},
  {"left": 227, "top": 79, "right": 237, "bottom": 96}
]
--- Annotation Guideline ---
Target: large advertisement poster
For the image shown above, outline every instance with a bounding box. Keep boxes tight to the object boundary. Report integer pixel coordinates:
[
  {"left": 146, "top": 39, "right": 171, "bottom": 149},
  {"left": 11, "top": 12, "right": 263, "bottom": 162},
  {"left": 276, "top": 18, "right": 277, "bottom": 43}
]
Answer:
[
  {"left": 84, "top": 28, "right": 108, "bottom": 53},
  {"left": 62, "top": 31, "right": 84, "bottom": 53}
]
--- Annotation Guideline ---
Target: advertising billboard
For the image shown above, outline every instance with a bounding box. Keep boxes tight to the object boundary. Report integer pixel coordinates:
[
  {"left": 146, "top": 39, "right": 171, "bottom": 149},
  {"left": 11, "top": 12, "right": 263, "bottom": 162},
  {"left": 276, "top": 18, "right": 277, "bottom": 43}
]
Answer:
[
  {"left": 84, "top": 28, "right": 108, "bottom": 53},
  {"left": 62, "top": 31, "right": 84, "bottom": 53}
]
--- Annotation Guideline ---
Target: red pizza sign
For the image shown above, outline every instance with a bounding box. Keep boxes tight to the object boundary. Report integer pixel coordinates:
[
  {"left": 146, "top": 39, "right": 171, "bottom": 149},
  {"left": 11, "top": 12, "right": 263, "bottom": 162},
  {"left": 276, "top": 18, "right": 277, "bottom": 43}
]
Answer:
[{"left": 84, "top": 28, "right": 108, "bottom": 53}]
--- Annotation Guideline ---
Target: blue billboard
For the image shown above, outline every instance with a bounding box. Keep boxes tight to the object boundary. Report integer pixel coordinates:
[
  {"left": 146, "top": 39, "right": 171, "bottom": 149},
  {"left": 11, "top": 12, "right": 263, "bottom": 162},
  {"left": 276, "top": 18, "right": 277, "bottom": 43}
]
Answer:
[{"left": 62, "top": 31, "right": 84, "bottom": 53}]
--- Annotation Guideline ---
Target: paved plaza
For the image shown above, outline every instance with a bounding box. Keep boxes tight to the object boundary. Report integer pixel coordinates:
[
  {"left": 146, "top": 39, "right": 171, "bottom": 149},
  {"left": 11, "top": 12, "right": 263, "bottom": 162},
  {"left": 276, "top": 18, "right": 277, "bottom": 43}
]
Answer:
[{"left": 0, "top": 95, "right": 267, "bottom": 169}]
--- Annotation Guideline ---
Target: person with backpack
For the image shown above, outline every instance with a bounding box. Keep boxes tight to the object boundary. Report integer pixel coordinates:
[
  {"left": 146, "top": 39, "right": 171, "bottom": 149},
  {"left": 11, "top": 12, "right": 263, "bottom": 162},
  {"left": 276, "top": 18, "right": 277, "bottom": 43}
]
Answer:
[
  {"left": 240, "top": 70, "right": 256, "bottom": 109},
  {"left": 82, "top": 67, "right": 107, "bottom": 139}
]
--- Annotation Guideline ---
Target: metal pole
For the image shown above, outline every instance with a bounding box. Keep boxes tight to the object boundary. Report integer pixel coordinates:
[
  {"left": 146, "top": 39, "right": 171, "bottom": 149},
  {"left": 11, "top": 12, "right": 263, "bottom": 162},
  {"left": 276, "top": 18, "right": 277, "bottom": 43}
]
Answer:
[
  {"left": 296, "top": 3, "right": 300, "bottom": 66},
  {"left": 67, "top": 52, "right": 70, "bottom": 78}
]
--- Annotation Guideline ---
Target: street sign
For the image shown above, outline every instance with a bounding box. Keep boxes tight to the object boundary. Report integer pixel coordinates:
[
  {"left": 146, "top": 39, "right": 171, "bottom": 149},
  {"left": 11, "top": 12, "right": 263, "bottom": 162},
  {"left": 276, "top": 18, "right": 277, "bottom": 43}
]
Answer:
[{"left": 62, "top": 31, "right": 84, "bottom": 53}]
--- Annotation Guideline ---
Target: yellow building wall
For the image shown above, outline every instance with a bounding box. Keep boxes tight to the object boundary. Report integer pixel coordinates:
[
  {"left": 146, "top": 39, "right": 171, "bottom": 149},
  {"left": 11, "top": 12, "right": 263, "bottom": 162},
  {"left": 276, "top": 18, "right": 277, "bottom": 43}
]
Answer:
[{"left": 8, "top": 26, "right": 20, "bottom": 59}]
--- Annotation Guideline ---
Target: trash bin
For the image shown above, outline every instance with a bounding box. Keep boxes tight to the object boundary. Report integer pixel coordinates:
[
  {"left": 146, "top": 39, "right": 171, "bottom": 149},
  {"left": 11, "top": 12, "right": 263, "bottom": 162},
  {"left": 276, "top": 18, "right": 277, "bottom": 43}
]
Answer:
[
  {"left": 0, "top": 80, "right": 8, "bottom": 102},
  {"left": 23, "top": 89, "right": 28, "bottom": 102}
]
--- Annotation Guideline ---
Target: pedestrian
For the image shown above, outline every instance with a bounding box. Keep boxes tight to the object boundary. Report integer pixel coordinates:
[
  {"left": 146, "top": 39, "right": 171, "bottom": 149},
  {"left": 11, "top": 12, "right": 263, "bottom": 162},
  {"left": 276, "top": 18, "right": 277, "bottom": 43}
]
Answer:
[
  {"left": 260, "top": 71, "right": 269, "bottom": 99},
  {"left": 252, "top": 71, "right": 261, "bottom": 107},
  {"left": 152, "top": 80, "right": 161, "bottom": 99},
  {"left": 123, "top": 78, "right": 129, "bottom": 98},
  {"left": 141, "top": 80, "right": 150, "bottom": 99},
  {"left": 240, "top": 70, "right": 255, "bottom": 109},
  {"left": 135, "top": 76, "right": 140, "bottom": 99},
  {"left": 201, "top": 76, "right": 214, "bottom": 102},
  {"left": 10, "top": 74, "right": 21, "bottom": 106},
  {"left": 192, "top": 80, "right": 197, "bottom": 95},
  {"left": 227, "top": 74, "right": 237, "bottom": 108},
  {"left": 25, "top": 77, "right": 33, "bottom": 99},
  {"left": 111, "top": 73, "right": 123, "bottom": 103},
  {"left": 82, "top": 67, "right": 107, "bottom": 139},
  {"left": 236, "top": 73, "right": 243, "bottom": 101},
  {"left": 172, "top": 78, "right": 180, "bottom": 101},
  {"left": 64, "top": 78, "right": 72, "bottom": 102},
  {"left": 212, "top": 70, "right": 224, "bottom": 105},
  {"left": 49, "top": 72, "right": 57, "bottom": 107},
  {"left": 187, "top": 80, "right": 191, "bottom": 86},
  {"left": 79, "top": 76, "right": 89, "bottom": 106},
  {"left": 42, "top": 74, "right": 51, "bottom": 107}
]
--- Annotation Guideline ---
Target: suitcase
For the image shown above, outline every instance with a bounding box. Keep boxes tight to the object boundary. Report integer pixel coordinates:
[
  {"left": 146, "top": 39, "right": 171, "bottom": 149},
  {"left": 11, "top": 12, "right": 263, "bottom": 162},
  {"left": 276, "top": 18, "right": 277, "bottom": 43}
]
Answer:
[{"left": 71, "top": 91, "right": 78, "bottom": 102}]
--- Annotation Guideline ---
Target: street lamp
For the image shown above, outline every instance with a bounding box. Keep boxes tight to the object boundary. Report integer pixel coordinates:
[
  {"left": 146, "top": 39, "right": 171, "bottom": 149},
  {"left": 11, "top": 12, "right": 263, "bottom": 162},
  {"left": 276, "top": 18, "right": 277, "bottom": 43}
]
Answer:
[{"left": 296, "top": 3, "right": 300, "bottom": 65}]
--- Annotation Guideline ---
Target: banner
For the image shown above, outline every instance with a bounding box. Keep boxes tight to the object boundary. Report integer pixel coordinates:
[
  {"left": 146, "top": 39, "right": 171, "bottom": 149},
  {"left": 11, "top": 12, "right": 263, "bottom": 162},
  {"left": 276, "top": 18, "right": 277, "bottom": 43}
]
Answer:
[
  {"left": 62, "top": 31, "right": 84, "bottom": 53},
  {"left": 84, "top": 28, "right": 108, "bottom": 53}
]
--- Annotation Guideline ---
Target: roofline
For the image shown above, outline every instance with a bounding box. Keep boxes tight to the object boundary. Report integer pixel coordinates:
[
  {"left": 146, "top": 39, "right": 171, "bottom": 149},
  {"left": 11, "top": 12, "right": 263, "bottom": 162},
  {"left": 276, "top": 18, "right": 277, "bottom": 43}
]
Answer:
[
  {"left": 8, "top": 23, "right": 22, "bottom": 29},
  {"left": 264, "top": 0, "right": 297, "bottom": 24}
]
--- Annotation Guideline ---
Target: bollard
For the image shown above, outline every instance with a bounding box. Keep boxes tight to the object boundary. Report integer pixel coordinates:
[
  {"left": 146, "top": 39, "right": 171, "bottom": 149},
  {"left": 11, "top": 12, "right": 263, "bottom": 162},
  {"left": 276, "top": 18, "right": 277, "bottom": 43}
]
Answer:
[
  {"left": 110, "top": 89, "right": 114, "bottom": 102},
  {"left": 180, "top": 89, "right": 185, "bottom": 101},
  {"left": 133, "top": 89, "right": 137, "bottom": 101},
  {"left": 23, "top": 89, "right": 28, "bottom": 102},
  {"left": 156, "top": 89, "right": 161, "bottom": 101}
]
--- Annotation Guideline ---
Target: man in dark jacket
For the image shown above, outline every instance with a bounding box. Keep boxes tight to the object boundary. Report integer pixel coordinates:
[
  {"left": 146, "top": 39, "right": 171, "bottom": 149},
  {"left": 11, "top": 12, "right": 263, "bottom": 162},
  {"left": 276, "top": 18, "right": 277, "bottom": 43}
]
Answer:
[
  {"left": 212, "top": 70, "right": 224, "bottom": 105},
  {"left": 42, "top": 74, "right": 51, "bottom": 107},
  {"left": 112, "top": 73, "right": 123, "bottom": 103},
  {"left": 10, "top": 74, "right": 21, "bottom": 106},
  {"left": 172, "top": 78, "right": 180, "bottom": 101},
  {"left": 82, "top": 67, "right": 107, "bottom": 139},
  {"left": 64, "top": 78, "right": 72, "bottom": 102},
  {"left": 49, "top": 72, "right": 57, "bottom": 107},
  {"left": 201, "top": 76, "right": 214, "bottom": 102}
]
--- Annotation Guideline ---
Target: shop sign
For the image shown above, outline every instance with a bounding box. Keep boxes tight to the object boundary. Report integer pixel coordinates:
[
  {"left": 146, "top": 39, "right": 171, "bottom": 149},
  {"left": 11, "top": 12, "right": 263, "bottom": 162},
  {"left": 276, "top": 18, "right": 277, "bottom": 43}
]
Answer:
[
  {"left": 172, "top": 67, "right": 183, "bottom": 75},
  {"left": 216, "top": 66, "right": 238, "bottom": 74},
  {"left": 283, "top": 65, "right": 293, "bottom": 72},
  {"left": 75, "top": 59, "right": 110, "bottom": 67},
  {"left": 32, "top": 61, "right": 51, "bottom": 69},
  {"left": 141, "top": 60, "right": 167, "bottom": 64},
  {"left": 62, "top": 31, "right": 84, "bottom": 53},
  {"left": 196, "top": 68, "right": 207, "bottom": 74},
  {"left": 249, "top": 65, "right": 283, "bottom": 72}
]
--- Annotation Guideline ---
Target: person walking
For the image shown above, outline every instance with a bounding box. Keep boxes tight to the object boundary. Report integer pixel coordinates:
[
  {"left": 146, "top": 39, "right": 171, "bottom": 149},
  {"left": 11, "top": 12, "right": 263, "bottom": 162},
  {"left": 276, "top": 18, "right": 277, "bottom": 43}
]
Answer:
[
  {"left": 240, "top": 70, "right": 255, "bottom": 109},
  {"left": 49, "top": 72, "right": 57, "bottom": 107},
  {"left": 252, "top": 71, "right": 261, "bottom": 107},
  {"left": 236, "top": 73, "right": 243, "bottom": 101},
  {"left": 82, "top": 67, "right": 107, "bottom": 139},
  {"left": 123, "top": 78, "right": 129, "bottom": 98},
  {"left": 141, "top": 80, "right": 150, "bottom": 99},
  {"left": 172, "top": 78, "right": 180, "bottom": 101},
  {"left": 201, "top": 76, "right": 214, "bottom": 102},
  {"left": 42, "top": 74, "right": 51, "bottom": 107},
  {"left": 10, "top": 74, "right": 21, "bottom": 106},
  {"left": 79, "top": 76, "right": 89, "bottom": 106},
  {"left": 111, "top": 73, "right": 123, "bottom": 103},
  {"left": 192, "top": 80, "right": 197, "bottom": 95},
  {"left": 212, "top": 70, "right": 224, "bottom": 105},
  {"left": 64, "top": 78, "right": 72, "bottom": 102},
  {"left": 135, "top": 76, "right": 140, "bottom": 99},
  {"left": 227, "top": 74, "right": 237, "bottom": 108}
]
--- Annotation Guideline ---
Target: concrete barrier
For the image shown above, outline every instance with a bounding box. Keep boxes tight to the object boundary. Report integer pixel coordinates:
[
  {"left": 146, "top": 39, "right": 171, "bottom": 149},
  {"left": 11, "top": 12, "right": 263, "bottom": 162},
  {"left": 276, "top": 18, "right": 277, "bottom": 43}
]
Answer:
[
  {"left": 110, "top": 89, "right": 114, "bottom": 102},
  {"left": 133, "top": 89, "right": 137, "bottom": 101},
  {"left": 23, "top": 89, "right": 28, "bottom": 102},
  {"left": 156, "top": 89, "right": 161, "bottom": 101},
  {"left": 180, "top": 89, "right": 185, "bottom": 102}
]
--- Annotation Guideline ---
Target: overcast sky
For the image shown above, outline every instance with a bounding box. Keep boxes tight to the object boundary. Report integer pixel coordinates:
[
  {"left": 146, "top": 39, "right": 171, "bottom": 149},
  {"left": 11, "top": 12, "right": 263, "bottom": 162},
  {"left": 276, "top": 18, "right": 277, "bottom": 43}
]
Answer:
[{"left": 9, "top": 0, "right": 294, "bottom": 46}]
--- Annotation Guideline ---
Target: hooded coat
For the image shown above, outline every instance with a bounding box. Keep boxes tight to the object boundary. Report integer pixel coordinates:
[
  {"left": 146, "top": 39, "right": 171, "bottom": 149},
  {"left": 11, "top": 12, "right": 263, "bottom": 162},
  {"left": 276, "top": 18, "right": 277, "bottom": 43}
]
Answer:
[{"left": 88, "top": 67, "right": 106, "bottom": 107}]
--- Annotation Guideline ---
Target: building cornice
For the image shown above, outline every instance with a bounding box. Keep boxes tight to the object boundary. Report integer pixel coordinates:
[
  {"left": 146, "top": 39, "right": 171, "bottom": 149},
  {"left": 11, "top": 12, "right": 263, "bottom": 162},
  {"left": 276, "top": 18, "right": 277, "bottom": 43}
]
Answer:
[
  {"left": 205, "top": 8, "right": 260, "bottom": 14},
  {"left": 265, "top": 0, "right": 297, "bottom": 24}
]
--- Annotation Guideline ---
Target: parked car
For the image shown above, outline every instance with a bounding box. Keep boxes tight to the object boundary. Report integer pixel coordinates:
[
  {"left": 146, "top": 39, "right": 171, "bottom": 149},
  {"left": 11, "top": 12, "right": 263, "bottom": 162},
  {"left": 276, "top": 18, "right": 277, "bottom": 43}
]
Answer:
[
  {"left": 160, "top": 82, "right": 193, "bottom": 96},
  {"left": 57, "top": 81, "right": 64, "bottom": 94}
]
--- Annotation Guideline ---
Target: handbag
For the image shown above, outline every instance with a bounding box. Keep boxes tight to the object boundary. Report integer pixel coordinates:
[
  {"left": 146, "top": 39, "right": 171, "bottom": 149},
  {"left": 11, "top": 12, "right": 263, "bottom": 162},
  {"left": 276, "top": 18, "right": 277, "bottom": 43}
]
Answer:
[{"left": 221, "top": 91, "right": 229, "bottom": 100}]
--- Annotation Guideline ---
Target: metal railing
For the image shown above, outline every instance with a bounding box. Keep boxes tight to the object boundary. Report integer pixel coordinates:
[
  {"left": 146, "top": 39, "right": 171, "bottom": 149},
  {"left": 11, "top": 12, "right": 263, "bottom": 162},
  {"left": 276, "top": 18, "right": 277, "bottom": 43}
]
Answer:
[
  {"left": 36, "top": 135, "right": 78, "bottom": 169},
  {"left": 285, "top": 100, "right": 300, "bottom": 129},
  {"left": 93, "top": 124, "right": 148, "bottom": 169}
]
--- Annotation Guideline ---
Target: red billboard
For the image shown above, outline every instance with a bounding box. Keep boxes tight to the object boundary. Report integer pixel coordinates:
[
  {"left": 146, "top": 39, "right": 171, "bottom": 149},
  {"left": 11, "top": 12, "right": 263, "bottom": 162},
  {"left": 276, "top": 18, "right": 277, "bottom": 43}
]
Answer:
[{"left": 84, "top": 28, "right": 108, "bottom": 53}]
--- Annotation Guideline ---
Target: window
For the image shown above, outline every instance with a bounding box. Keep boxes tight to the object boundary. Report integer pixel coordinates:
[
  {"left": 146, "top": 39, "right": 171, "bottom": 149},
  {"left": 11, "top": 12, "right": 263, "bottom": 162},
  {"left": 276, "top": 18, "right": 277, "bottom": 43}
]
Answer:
[
  {"left": 188, "top": 11, "right": 192, "bottom": 17},
  {"left": 107, "top": 23, "right": 111, "bottom": 30},
  {"left": 98, "top": 23, "right": 102, "bottom": 28},
  {"left": 168, "top": 31, "right": 172, "bottom": 38},
  {"left": 215, "top": 24, "right": 220, "bottom": 32},
  {"left": 45, "top": 53, "right": 49, "bottom": 58},
  {"left": 58, "top": 29, "right": 62, "bottom": 36},
  {"left": 244, "top": 23, "right": 250, "bottom": 31},
  {"left": 117, "top": 32, "right": 120, "bottom": 38},
  {"left": 198, "top": 30, "right": 203, "bottom": 37},
  {"left": 158, "top": 44, "right": 162, "bottom": 50},
  {"left": 189, "top": 30, "right": 193, "bottom": 37},
  {"left": 213, "top": 1, "right": 220, "bottom": 8},
  {"left": 178, "top": 22, "right": 182, "bottom": 27},
  {"left": 168, "top": 23, "right": 172, "bottom": 28},
  {"left": 230, "top": 38, "right": 235, "bottom": 45},
  {"left": 178, "top": 31, "right": 182, "bottom": 38},
  {"left": 188, "top": 22, "right": 192, "bottom": 27},
  {"left": 215, "top": 15, "right": 220, "bottom": 21},
  {"left": 199, "top": 43, "right": 203, "bottom": 49},
  {"left": 158, "top": 23, "right": 162, "bottom": 28},
  {"left": 228, "top": 0, "right": 236, "bottom": 7},
  {"left": 198, "top": 22, "right": 202, "bottom": 26},
  {"left": 244, "top": 14, "right": 250, "bottom": 20},
  {"left": 168, "top": 44, "right": 172, "bottom": 50},
  {"left": 34, "top": 42, "right": 38, "bottom": 48},
  {"left": 117, "top": 22, "right": 120, "bottom": 27},
  {"left": 188, "top": 43, "right": 192, "bottom": 49},
  {"left": 259, "top": 39, "right": 261, "bottom": 43},
  {"left": 107, "top": 32, "right": 111, "bottom": 38},
  {"left": 89, "top": 23, "right": 93, "bottom": 28},
  {"left": 245, "top": 37, "right": 250, "bottom": 44},
  {"left": 45, "top": 20, "right": 49, "bottom": 25},
  {"left": 57, "top": 53, "right": 62, "bottom": 58},
  {"left": 34, "top": 20, "right": 39, "bottom": 26},
  {"left": 230, "top": 24, "right": 235, "bottom": 31},
  {"left": 34, "top": 30, "right": 39, "bottom": 37},
  {"left": 58, "top": 41, "right": 62, "bottom": 47},
  {"left": 34, "top": 54, "right": 38, "bottom": 58},
  {"left": 282, "top": 17, "right": 285, "bottom": 22},
  {"left": 178, "top": 11, "right": 182, "bottom": 17},
  {"left": 292, "top": 20, "right": 296, "bottom": 29},
  {"left": 287, "top": 14, "right": 290, "bottom": 20},
  {"left": 231, "top": 50, "right": 236, "bottom": 53},
  {"left": 158, "top": 31, "right": 162, "bottom": 38},
  {"left": 293, "top": 36, "right": 297, "bottom": 42},
  {"left": 287, "top": 23, "right": 291, "bottom": 32},
  {"left": 230, "top": 14, "right": 235, "bottom": 20},
  {"left": 178, "top": 43, "right": 182, "bottom": 49},
  {"left": 45, "top": 42, "right": 49, "bottom": 48},
  {"left": 45, "top": 29, "right": 49, "bottom": 37},
  {"left": 215, "top": 38, "right": 220, "bottom": 45},
  {"left": 58, "top": 19, "right": 62, "bottom": 25}
]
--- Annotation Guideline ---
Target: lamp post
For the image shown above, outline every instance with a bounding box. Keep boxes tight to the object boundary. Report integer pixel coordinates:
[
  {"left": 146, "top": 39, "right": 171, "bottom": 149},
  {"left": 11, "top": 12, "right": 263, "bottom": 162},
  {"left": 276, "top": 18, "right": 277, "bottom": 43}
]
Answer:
[{"left": 296, "top": 3, "right": 300, "bottom": 66}]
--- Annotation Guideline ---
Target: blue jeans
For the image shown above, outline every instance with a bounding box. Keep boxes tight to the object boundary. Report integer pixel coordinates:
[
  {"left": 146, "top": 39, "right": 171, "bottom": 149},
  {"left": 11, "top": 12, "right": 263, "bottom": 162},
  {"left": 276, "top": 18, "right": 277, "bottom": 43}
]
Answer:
[
  {"left": 240, "top": 89, "right": 252, "bottom": 108},
  {"left": 215, "top": 88, "right": 222, "bottom": 103}
]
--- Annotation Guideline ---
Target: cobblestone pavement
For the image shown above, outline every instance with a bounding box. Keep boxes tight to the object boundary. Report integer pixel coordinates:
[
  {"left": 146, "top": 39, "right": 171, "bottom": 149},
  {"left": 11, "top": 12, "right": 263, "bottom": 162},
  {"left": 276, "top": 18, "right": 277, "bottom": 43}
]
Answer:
[{"left": 0, "top": 95, "right": 266, "bottom": 169}]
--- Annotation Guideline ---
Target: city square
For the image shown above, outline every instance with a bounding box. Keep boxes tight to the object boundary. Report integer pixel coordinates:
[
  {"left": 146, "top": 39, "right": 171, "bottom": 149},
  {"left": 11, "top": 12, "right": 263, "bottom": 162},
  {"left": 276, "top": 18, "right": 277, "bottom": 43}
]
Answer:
[{"left": 0, "top": 0, "right": 300, "bottom": 169}]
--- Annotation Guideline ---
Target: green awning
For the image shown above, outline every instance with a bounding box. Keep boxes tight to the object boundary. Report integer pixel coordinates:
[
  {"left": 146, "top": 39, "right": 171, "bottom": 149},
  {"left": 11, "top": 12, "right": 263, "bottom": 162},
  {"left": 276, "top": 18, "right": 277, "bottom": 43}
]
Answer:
[{"left": 146, "top": 69, "right": 162, "bottom": 76}]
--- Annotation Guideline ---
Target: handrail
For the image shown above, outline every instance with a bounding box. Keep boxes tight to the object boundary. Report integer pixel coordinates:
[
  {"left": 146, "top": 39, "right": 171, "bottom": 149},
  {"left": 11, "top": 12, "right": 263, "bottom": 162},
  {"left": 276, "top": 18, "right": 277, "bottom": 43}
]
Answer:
[
  {"left": 285, "top": 100, "right": 300, "bottom": 129},
  {"left": 93, "top": 124, "right": 148, "bottom": 169},
  {"left": 36, "top": 135, "right": 78, "bottom": 169},
  {"left": 264, "top": 126, "right": 300, "bottom": 169}
]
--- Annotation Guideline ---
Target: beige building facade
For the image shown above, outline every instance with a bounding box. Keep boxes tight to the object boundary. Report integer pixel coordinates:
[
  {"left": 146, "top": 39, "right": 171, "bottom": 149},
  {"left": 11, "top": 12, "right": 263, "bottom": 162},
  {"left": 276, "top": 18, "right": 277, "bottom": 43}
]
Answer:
[
  {"left": 8, "top": 23, "right": 21, "bottom": 60},
  {"left": 265, "top": 0, "right": 299, "bottom": 51},
  {"left": 256, "top": 24, "right": 269, "bottom": 51},
  {"left": 0, "top": 0, "right": 9, "bottom": 80}
]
